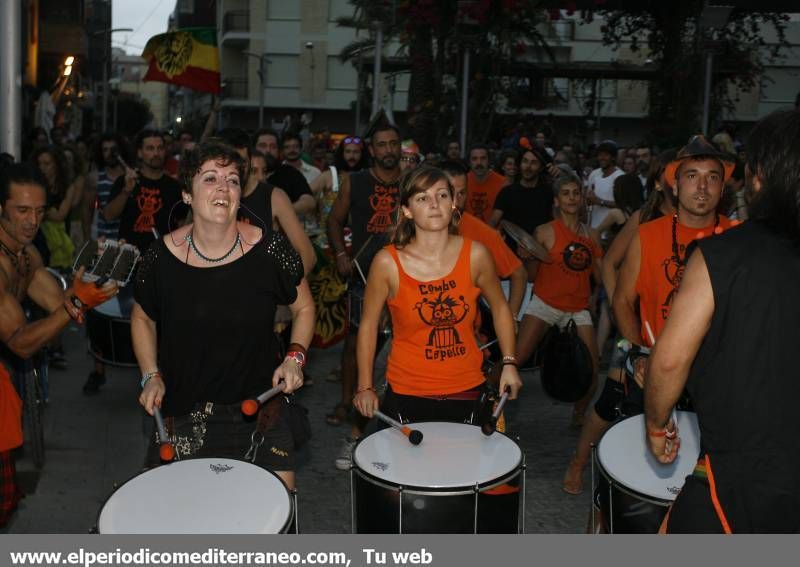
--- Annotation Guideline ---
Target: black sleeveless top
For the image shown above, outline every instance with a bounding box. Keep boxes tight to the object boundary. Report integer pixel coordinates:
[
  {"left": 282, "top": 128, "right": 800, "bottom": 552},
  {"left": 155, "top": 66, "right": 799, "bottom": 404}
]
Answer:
[
  {"left": 134, "top": 231, "right": 302, "bottom": 416},
  {"left": 348, "top": 170, "right": 400, "bottom": 274},
  {"left": 239, "top": 182, "right": 274, "bottom": 233},
  {"left": 687, "top": 221, "right": 800, "bottom": 532}
]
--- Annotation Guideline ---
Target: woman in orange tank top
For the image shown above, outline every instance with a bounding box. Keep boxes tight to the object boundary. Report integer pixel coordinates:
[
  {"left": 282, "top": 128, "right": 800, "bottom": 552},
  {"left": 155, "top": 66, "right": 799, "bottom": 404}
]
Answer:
[
  {"left": 509, "top": 174, "right": 603, "bottom": 422},
  {"left": 353, "top": 166, "right": 521, "bottom": 424}
]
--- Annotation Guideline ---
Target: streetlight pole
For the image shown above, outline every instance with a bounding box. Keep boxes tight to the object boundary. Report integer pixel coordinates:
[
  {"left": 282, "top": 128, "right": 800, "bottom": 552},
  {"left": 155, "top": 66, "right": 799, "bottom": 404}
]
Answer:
[
  {"left": 94, "top": 27, "right": 132, "bottom": 133},
  {"left": 0, "top": 0, "right": 22, "bottom": 159},
  {"left": 371, "top": 21, "right": 383, "bottom": 120},
  {"left": 243, "top": 51, "right": 269, "bottom": 128}
]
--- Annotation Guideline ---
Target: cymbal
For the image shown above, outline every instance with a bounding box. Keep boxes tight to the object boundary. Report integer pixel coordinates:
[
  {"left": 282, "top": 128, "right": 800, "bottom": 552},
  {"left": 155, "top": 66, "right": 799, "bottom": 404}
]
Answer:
[{"left": 500, "top": 220, "right": 552, "bottom": 263}]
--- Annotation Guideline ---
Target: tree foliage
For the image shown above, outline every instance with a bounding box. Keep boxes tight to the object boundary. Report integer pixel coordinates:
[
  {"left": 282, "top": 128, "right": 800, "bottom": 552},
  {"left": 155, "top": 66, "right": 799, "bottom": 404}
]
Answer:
[
  {"left": 586, "top": 2, "right": 790, "bottom": 143},
  {"left": 337, "top": 0, "right": 552, "bottom": 151}
]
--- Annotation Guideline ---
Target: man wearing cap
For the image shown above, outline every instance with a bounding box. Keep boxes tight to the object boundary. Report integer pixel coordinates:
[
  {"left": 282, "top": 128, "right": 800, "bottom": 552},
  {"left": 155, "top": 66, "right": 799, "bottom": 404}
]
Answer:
[
  {"left": 562, "top": 135, "right": 735, "bottom": 498},
  {"left": 587, "top": 141, "right": 624, "bottom": 229},
  {"left": 645, "top": 111, "right": 800, "bottom": 533}
]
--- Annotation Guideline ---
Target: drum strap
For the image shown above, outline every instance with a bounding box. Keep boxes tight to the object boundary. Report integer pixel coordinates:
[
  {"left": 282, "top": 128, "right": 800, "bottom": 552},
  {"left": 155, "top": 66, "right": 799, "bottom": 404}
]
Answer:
[
  {"left": 244, "top": 398, "right": 282, "bottom": 463},
  {"left": 704, "top": 454, "right": 733, "bottom": 534}
]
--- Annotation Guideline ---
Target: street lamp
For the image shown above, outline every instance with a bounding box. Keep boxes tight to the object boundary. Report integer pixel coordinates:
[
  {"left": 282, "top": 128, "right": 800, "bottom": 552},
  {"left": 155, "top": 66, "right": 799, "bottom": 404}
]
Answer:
[
  {"left": 699, "top": 4, "right": 733, "bottom": 135},
  {"left": 243, "top": 51, "right": 270, "bottom": 128},
  {"left": 92, "top": 27, "right": 133, "bottom": 132}
]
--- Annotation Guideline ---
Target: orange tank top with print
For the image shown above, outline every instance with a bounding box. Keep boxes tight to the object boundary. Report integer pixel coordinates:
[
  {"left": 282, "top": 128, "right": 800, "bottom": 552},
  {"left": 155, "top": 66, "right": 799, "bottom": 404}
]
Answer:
[
  {"left": 386, "top": 238, "right": 485, "bottom": 396},
  {"left": 534, "top": 219, "right": 603, "bottom": 312},
  {"left": 636, "top": 214, "right": 733, "bottom": 344}
]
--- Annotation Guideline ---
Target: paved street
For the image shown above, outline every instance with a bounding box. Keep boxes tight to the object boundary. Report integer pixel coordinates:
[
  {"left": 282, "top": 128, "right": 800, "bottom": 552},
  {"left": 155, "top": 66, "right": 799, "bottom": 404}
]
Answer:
[{"left": 3, "top": 322, "right": 594, "bottom": 534}]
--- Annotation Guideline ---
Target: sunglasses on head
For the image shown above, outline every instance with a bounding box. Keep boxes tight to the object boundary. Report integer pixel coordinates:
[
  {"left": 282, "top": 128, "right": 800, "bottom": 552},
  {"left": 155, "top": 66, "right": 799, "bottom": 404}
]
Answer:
[{"left": 343, "top": 137, "right": 363, "bottom": 146}]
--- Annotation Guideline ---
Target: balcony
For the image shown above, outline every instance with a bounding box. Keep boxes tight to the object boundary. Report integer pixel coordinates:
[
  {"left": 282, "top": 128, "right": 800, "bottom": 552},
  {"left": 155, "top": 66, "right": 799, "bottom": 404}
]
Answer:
[
  {"left": 221, "top": 10, "right": 249, "bottom": 47},
  {"left": 222, "top": 77, "right": 248, "bottom": 100}
]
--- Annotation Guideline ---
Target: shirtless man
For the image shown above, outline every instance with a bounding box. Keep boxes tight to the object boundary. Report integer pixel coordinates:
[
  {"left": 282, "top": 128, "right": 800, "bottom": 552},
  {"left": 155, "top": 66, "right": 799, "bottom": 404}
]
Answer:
[{"left": 0, "top": 164, "right": 116, "bottom": 526}]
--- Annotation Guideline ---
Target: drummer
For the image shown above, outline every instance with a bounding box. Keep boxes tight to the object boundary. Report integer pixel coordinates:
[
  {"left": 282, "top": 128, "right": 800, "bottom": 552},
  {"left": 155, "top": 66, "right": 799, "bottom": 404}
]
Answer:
[
  {"left": 353, "top": 165, "right": 521, "bottom": 424},
  {"left": 0, "top": 163, "right": 117, "bottom": 526},
  {"left": 645, "top": 110, "right": 800, "bottom": 533},
  {"left": 132, "top": 141, "right": 315, "bottom": 489},
  {"left": 502, "top": 174, "right": 603, "bottom": 426},
  {"left": 563, "top": 137, "right": 735, "bottom": 496}
]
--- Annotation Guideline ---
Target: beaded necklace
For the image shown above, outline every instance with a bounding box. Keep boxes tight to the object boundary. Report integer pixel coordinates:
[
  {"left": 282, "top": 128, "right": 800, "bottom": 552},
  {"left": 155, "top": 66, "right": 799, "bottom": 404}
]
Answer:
[
  {"left": 0, "top": 225, "right": 30, "bottom": 280},
  {"left": 186, "top": 231, "right": 242, "bottom": 264},
  {"left": 670, "top": 212, "right": 719, "bottom": 268}
]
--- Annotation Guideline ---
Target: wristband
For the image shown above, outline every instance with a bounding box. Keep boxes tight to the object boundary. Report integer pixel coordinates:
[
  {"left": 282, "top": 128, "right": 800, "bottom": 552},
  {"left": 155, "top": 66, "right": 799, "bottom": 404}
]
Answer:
[
  {"left": 502, "top": 355, "right": 517, "bottom": 364},
  {"left": 647, "top": 423, "right": 677, "bottom": 439},
  {"left": 356, "top": 386, "right": 375, "bottom": 393},
  {"left": 141, "top": 371, "right": 161, "bottom": 389},
  {"left": 285, "top": 350, "right": 306, "bottom": 368},
  {"left": 63, "top": 298, "right": 84, "bottom": 324}
]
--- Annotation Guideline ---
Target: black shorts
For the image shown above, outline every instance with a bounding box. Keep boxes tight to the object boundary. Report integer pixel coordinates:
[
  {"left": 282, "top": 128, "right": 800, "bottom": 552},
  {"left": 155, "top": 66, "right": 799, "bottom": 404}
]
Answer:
[
  {"left": 666, "top": 476, "right": 725, "bottom": 534},
  {"left": 379, "top": 384, "right": 490, "bottom": 426},
  {"left": 146, "top": 399, "right": 294, "bottom": 471}
]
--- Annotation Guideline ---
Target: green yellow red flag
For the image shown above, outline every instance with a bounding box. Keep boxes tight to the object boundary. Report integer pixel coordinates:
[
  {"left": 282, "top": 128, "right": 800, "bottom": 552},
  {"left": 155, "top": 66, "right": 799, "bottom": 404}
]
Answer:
[{"left": 141, "top": 28, "right": 220, "bottom": 94}]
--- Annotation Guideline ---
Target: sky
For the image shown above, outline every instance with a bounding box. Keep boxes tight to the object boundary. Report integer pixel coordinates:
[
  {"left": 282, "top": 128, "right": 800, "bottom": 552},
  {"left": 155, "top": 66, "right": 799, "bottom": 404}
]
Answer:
[{"left": 111, "top": 0, "right": 175, "bottom": 55}]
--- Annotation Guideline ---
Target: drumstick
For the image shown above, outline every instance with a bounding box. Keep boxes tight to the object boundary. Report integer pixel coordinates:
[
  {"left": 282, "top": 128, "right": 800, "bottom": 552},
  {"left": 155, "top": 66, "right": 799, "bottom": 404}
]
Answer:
[
  {"left": 241, "top": 382, "right": 287, "bottom": 416},
  {"left": 482, "top": 387, "right": 510, "bottom": 436},
  {"left": 153, "top": 406, "right": 175, "bottom": 462},
  {"left": 151, "top": 227, "right": 161, "bottom": 239},
  {"left": 374, "top": 410, "right": 423, "bottom": 445},
  {"left": 643, "top": 320, "right": 678, "bottom": 432},
  {"left": 478, "top": 338, "right": 498, "bottom": 351}
]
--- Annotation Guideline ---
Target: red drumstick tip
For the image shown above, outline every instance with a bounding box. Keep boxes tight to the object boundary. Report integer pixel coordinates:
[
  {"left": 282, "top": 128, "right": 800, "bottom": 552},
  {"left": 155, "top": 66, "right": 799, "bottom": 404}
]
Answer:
[
  {"left": 159, "top": 443, "right": 175, "bottom": 462},
  {"left": 241, "top": 399, "right": 259, "bottom": 416}
]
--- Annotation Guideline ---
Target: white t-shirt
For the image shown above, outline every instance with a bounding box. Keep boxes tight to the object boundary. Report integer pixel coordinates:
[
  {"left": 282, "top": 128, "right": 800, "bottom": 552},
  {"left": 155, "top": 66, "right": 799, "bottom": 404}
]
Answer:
[{"left": 587, "top": 167, "right": 624, "bottom": 228}]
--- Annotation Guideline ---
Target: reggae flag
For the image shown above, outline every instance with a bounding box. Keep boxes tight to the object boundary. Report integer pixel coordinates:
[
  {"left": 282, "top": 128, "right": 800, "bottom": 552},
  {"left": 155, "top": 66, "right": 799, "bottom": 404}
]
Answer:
[{"left": 141, "top": 28, "right": 220, "bottom": 94}]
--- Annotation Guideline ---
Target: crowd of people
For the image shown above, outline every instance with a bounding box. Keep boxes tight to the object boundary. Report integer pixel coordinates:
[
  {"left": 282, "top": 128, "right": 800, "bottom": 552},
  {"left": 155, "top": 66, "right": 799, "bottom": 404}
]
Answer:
[{"left": 1, "top": 105, "right": 798, "bottom": 533}]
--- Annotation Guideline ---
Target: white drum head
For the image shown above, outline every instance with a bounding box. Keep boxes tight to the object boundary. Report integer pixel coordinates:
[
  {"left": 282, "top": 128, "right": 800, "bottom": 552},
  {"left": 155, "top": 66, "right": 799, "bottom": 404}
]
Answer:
[
  {"left": 98, "top": 458, "right": 291, "bottom": 533},
  {"left": 597, "top": 411, "right": 700, "bottom": 502},
  {"left": 354, "top": 422, "right": 522, "bottom": 489},
  {"left": 93, "top": 296, "right": 122, "bottom": 318}
]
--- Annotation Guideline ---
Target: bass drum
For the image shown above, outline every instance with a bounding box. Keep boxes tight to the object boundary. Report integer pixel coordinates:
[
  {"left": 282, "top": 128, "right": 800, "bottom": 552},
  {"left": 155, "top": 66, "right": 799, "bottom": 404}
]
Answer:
[
  {"left": 97, "top": 458, "right": 295, "bottom": 533},
  {"left": 352, "top": 422, "right": 524, "bottom": 533},
  {"left": 593, "top": 411, "right": 701, "bottom": 533},
  {"left": 86, "top": 285, "right": 136, "bottom": 367}
]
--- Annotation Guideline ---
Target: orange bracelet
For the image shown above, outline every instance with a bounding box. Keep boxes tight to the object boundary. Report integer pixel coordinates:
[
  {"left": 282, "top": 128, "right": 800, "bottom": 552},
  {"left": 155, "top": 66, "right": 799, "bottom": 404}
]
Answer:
[
  {"left": 356, "top": 386, "right": 375, "bottom": 394},
  {"left": 647, "top": 425, "right": 677, "bottom": 439}
]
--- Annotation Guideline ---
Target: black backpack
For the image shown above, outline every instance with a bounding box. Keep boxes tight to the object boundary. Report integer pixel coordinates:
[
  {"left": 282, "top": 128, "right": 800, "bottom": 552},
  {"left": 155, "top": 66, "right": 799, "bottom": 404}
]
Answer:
[{"left": 540, "top": 319, "right": 593, "bottom": 402}]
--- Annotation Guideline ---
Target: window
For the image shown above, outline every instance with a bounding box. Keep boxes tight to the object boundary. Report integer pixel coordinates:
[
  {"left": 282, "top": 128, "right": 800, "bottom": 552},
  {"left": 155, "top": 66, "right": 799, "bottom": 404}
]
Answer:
[
  {"left": 265, "top": 55, "right": 299, "bottom": 88},
  {"left": 267, "top": 1, "right": 301, "bottom": 20}
]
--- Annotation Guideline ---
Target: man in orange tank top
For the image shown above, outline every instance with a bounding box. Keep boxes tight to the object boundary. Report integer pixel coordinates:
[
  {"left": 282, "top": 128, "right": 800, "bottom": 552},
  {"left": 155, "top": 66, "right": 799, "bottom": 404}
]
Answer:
[
  {"left": 441, "top": 161, "right": 527, "bottom": 320},
  {"left": 562, "top": 135, "right": 736, "bottom": 497},
  {"left": 465, "top": 145, "right": 507, "bottom": 223}
]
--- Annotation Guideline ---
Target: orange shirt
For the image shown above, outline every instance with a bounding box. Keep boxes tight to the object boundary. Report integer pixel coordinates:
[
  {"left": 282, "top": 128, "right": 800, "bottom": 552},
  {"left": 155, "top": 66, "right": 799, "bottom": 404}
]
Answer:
[
  {"left": 385, "top": 238, "right": 485, "bottom": 396},
  {"left": 636, "top": 214, "right": 733, "bottom": 343},
  {"left": 534, "top": 219, "right": 602, "bottom": 312},
  {"left": 459, "top": 211, "right": 522, "bottom": 279},
  {"left": 465, "top": 170, "right": 506, "bottom": 222}
]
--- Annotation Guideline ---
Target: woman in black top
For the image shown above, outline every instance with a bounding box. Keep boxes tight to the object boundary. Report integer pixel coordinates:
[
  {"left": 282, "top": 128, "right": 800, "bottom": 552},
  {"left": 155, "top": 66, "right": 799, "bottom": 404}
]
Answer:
[{"left": 132, "top": 141, "right": 315, "bottom": 489}]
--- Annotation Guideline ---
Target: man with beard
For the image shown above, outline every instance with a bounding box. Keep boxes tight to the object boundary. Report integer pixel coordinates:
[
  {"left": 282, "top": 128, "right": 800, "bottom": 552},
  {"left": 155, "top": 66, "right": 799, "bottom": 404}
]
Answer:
[
  {"left": 445, "top": 140, "right": 462, "bottom": 162},
  {"left": 488, "top": 140, "right": 555, "bottom": 247},
  {"left": 326, "top": 124, "right": 402, "bottom": 469},
  {"left": 83, "top": 134, "right": 126, "bottom": 241},
  {"left": 81, "top": 133, "right": 127, "bottom": 394},
  {"left": 253, "top": 129, "right": 315, "bottom": 216},
  {"left": 310, "top": 135, "right": 368, "bottom": 248},
  {"left": 0, "top": 164, "right": 116, "bottom": 526},
  {"left": 282, "top": 131, "right": 321, "bottom": 185},
  {"left": 587, "top": 140, "right": 624, "bottom": 229},
  {"left": 465, "top": 144, "right": 507, "bottom": 223},
  {"left": 645, "top": 110, "right": 800, "bottom": 533},
  {"left": 636, "top": 144, "right": 652, "bottom": 189},
  {"left": 561, "top": 135, "right": 736, "bottom": 498},
  {"left": 102, "top": 130, "right": 184, "bottom": 254}
]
